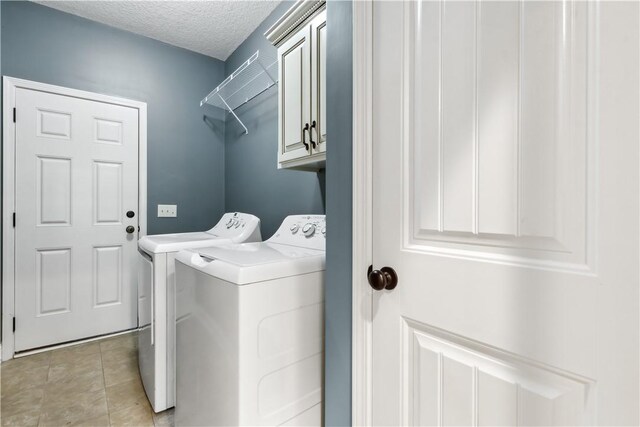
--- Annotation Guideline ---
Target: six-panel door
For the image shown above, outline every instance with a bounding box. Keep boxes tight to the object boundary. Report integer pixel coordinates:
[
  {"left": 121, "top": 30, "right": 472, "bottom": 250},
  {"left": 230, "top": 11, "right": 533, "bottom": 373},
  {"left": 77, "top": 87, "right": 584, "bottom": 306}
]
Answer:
[{"left": 14, "top": 87, "right": 139, "bottom": 351}]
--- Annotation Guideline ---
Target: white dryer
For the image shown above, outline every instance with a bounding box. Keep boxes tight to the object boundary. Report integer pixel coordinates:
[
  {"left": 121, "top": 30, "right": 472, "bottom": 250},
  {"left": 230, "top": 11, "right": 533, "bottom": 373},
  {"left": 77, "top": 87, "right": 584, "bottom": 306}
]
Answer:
[
  {"left": 137, "top": 212, "right": 261, "bottom": 413},
  {"left": 174, "top": 215, "right": 325, "bottom": 427}
]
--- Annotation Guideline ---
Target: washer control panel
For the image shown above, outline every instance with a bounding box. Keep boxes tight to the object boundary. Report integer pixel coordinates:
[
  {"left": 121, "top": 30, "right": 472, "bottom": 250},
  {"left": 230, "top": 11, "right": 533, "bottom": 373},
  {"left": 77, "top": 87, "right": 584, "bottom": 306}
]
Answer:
[
  {"left": 209, "top": 212, "right": 262, "bottom": 242},
  {"left": 224, "top": 214, "right": 246, "bottom": 229},
  {"left": 269, "top": 215, "right": 326, "bottom": 250}
]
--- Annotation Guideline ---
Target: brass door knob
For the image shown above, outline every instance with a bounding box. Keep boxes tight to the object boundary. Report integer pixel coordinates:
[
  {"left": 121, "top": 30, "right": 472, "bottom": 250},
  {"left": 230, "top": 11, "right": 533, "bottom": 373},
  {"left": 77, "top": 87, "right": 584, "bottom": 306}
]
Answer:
[{"left": 367, "top": 265, "right": 398, "bottom": 291}]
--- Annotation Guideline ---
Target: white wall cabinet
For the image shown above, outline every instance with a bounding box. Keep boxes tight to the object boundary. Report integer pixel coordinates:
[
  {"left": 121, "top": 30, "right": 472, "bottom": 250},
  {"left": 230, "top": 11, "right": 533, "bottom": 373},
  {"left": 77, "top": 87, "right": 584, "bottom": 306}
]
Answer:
[{"left": 267, "top": 1, "right": 326, "bottom": 171}]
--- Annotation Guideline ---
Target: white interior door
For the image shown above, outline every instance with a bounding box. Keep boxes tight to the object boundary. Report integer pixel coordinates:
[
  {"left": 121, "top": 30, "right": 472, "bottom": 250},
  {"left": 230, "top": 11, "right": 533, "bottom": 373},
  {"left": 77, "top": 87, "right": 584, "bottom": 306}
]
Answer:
[
  {"left": 371, "top": 1, "right": 638, "bottom": 425},
  {"left": 14, "top": 87, "right": 140, "bottom": 352}
]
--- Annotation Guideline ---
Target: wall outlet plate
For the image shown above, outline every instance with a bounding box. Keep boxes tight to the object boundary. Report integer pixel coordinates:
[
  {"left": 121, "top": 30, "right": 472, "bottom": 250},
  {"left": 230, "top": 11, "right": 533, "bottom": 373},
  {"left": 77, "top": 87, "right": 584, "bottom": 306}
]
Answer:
[{"left": 158, "top": 204, "right": 177, "bottom": 217}]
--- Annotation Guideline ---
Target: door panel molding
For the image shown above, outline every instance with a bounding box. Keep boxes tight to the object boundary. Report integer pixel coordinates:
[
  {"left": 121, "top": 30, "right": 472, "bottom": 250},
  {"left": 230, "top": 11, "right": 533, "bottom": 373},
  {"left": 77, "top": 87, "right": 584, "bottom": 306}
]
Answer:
[
  {"left": 2, "top": 76, "right": 148, "bottom": 361},
  {"left": 36, "top": 248, "right": 72, "bottom": 316},
  {"left": 401, "top": 318, "right": 595, "bottom": 426},
  {"left": 403, "top": 1, "right": 598, "bottom": 275},
  {"left": 37, "top": 156, "right": 72, "bottom": 226}
]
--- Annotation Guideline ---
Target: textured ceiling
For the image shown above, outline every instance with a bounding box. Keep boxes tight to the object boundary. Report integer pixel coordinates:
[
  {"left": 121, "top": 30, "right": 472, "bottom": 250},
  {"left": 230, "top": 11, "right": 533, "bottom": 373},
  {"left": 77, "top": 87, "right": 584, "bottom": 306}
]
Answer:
[{"left": 33, "top": 1, "right": 282, "bottom": 60}]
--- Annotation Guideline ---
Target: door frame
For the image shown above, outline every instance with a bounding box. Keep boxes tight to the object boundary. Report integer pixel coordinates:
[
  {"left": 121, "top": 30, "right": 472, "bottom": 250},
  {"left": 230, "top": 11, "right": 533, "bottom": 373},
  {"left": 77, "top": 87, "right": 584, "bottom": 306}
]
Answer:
[
  {"left": 2, "top": 76, "right": 148, "bottom": 361},
  {"left": 351, "top": 1, "right": 374, "bottom": 425}
]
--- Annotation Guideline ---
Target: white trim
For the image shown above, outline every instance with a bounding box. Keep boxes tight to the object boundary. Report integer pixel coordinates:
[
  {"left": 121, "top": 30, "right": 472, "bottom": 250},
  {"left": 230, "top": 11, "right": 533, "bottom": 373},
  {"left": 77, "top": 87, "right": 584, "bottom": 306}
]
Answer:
[
  {"left": 3, "top": 78, "right": 17, "bottom": 362},
  {"left": 1, "top": 76, "right": 148, "bottom": 361},
  {"left": 138, "top": 103, "right": 148, "bottom": 239},
  {"left": 265, "top": 0, "right": 326, "bottom": 46},
  {"left": 352, "top": 2, "right": 374, "bottom": 426},
  {"left": 14, "top": 328, "right": 136, "bottom": 359}
]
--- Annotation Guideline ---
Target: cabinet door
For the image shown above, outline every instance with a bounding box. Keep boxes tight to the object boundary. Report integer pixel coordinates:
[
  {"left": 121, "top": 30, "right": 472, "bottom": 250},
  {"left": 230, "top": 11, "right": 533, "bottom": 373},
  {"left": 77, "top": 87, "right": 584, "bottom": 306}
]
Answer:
[
  {"left": 278, "top": 26, "right": 311, "bottom": 165},
  {"left": 310, "top": 10, "right": 327, "bottom": 155}
]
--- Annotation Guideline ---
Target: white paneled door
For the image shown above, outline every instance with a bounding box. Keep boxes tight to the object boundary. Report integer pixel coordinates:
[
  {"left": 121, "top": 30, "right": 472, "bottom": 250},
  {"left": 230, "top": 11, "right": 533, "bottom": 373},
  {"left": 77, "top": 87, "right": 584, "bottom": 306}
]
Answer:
[
  {"left": 370, "top": 1, "right": 638, "bottom": 425},
  {"left": 14, "top": 87, "right": 139, "bottom": 352}
]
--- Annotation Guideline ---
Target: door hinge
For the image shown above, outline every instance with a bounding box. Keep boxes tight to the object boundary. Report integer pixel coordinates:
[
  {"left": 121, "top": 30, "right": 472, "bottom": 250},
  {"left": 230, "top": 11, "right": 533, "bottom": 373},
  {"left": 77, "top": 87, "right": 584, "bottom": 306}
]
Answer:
[
  {"left": 13, "top": 108, "right": 16, "bottom": 123},
  {"left": 12, "top": 212, "right": 16, "bottom": 228},
  {"left": 12, "top": 317, "right": 16, "bottom": 333}
]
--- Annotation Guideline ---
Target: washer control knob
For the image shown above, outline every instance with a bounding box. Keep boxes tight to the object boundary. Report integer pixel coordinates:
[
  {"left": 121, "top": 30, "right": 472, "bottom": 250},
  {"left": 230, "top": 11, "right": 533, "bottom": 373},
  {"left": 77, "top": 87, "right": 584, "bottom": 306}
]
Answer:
[
  {"left": 302, "top": 223, "right": 315, "bottom": 237},
  {"left": 290, "top": 224, "right": 299, "bottom": 234},
  {"left": 226, "top": 218, "right": 234, "bottom": 228},
  {"left": 235, "top": 220, "right": 242, "bottom": 228},
  {"left": 321, "top": 227, "right": 326, "bottom": 236}
]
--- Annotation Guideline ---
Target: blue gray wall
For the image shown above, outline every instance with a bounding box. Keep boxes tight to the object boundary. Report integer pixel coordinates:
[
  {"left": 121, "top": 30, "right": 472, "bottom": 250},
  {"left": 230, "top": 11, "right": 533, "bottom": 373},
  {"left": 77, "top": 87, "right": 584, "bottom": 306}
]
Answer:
[
  {"left": 2, "top": 2, "right": 353, "bottom": 422},
  {"left": 223, "top": 3, "right": 351, "bottom": 424},
  {"left": 223, "top": 1, "right": 325, "bottom": 238},
  {"left": 325, "top": 1, "right": 353, "bottom": 425},
  {"left": 1, "top": 1, "right": 226, "bottom": 235}
]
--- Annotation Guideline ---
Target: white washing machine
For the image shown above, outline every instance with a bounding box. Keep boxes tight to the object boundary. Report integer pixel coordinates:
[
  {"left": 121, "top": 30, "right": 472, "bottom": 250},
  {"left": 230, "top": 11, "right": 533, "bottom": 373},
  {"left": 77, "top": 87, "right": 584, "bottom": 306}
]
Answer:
[
  {"left": 137, "top": 212, "right": 261, "bottom": 413},
  {"left": 174, "top": 215, "right": 325, "bottom": 427}
]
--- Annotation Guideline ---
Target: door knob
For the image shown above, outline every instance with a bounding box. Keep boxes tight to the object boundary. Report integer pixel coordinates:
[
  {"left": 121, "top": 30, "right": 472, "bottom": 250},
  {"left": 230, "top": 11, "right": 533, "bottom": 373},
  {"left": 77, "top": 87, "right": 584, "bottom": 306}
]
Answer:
[
  {"left": 367, "top": 265, "right": 398, "bottom": 291},
  {"left": 126, "top": 226, "right": 135, "bottom": 234}
]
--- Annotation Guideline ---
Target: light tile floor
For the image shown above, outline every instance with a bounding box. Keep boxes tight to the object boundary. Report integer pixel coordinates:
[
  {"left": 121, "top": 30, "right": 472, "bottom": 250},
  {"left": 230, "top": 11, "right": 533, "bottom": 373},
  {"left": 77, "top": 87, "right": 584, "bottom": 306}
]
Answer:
[{"left": 0, "top": 332, "right": 174, "bottom": 427}]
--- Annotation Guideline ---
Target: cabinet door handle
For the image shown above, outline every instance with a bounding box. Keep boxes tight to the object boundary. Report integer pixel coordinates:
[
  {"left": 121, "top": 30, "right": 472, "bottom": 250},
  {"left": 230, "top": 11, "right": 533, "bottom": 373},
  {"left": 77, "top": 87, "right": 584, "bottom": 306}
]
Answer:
[
  {"left": 302, "top": 123, "right": 310, "bottom": 151},
  {"left": 310, "top": 120, "right": 317, "bottom": 149}
]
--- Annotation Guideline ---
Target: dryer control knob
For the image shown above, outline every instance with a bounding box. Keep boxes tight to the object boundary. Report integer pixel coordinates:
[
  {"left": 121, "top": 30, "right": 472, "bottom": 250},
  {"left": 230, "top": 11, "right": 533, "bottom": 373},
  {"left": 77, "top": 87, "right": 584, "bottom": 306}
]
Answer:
[
  {"left": 321, "top": 227, "right": 326, "bottom": 236},
  {"left": 290, "top": 224, "right": 299, "bottom": 234},
  {"left": 226, "top": 218, "right": 234, "bottom": 228},
  {"left": 302, "top": 223, "right": 315, "bottom": 237}
]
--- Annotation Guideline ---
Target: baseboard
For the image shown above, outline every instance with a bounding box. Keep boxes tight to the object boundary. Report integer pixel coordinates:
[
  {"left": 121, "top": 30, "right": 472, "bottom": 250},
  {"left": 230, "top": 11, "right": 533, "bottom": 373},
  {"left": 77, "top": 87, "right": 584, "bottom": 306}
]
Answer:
[{"left": 14, "top": 328, "right": 138, "bottom": 359}]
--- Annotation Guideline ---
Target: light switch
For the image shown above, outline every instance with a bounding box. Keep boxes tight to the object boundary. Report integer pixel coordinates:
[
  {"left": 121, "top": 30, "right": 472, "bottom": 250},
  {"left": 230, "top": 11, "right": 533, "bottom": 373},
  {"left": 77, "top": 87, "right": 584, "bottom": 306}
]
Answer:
[{"left": 158, "top": 204, "right": 177, "bottom": 217}]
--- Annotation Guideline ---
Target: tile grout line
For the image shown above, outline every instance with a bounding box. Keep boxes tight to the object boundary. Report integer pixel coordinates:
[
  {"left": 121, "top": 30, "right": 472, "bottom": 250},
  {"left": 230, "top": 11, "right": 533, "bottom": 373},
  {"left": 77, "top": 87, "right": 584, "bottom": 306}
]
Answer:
[
  {"left": 3, "top": 337, "right": 149, "bottom": 427},
  {"left": 38, "top": 354, "right": 53, "bottom": 426},
  {"left": 99, "top": 342, "right": 113, "bottom": 427}
]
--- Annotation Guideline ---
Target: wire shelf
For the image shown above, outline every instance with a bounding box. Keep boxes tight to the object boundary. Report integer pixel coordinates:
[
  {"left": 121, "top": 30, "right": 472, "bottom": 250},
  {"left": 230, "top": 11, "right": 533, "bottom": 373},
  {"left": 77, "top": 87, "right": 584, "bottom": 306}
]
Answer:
[{"left": 200, "top": 50, "right": 278, "bottom": 134}]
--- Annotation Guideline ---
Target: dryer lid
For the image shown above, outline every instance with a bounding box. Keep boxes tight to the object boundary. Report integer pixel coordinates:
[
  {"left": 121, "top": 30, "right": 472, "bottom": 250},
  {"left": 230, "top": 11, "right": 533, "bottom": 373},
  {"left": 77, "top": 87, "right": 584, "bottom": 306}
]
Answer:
[
  {"left": 138, "top": 212, "right": 261, "bottom": 254},
  {"left": 196, "top": 242, "right": 324, "bottom": 266},
  {"left": 177, "top": 243, "right": 325, "bottom": 285},
  {"left": 138, "top": 231, "right": 227, "bottom": 254}
]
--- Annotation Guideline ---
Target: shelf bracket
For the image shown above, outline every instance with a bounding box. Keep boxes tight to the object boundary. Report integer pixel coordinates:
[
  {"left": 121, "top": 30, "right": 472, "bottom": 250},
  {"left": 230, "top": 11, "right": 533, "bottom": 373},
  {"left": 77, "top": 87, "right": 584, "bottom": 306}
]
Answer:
[{"left": 218, "top": 93, "right": 248, "bottom": 135}]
